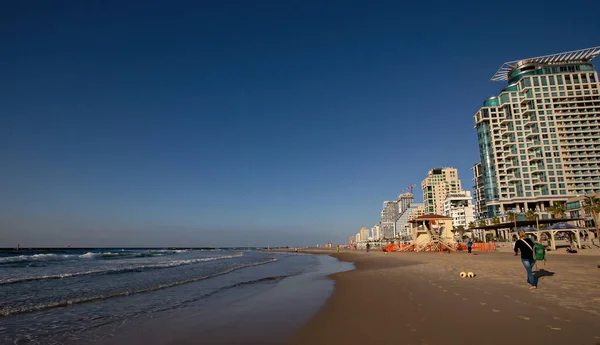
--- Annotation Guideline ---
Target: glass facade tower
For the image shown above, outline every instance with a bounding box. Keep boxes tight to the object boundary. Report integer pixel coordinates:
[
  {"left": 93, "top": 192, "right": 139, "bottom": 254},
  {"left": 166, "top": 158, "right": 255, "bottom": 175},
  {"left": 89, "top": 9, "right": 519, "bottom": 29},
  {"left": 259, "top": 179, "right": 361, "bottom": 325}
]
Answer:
[{"left": 473, "top": 47, "right": 600, "bottom": 217}]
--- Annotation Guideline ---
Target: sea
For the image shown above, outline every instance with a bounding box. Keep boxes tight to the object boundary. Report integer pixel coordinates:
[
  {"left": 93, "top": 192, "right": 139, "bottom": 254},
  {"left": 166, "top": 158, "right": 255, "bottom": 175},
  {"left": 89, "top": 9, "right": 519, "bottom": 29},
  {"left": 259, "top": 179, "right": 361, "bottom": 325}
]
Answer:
[{"left": 0, "top": 248, "right": 353, "bottom": 345}]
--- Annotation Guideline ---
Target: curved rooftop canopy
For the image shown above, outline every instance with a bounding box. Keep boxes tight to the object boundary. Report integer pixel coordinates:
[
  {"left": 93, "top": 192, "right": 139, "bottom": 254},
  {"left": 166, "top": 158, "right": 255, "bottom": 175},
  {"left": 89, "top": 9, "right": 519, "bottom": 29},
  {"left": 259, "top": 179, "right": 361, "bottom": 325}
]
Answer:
[
  {"left": 548, "top": 222, "right": 579, "bottom": 230},
  {"left": 491, "top": 46, "right": 600, "bottom": 82}
]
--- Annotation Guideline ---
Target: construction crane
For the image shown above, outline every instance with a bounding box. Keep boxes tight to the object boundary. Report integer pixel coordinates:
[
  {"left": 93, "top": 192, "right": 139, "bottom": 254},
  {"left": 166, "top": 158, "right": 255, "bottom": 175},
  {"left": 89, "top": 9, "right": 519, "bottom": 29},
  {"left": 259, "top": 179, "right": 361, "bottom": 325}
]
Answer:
[{"left": 400, "top": 184, "right": 416, "bottom": 194}]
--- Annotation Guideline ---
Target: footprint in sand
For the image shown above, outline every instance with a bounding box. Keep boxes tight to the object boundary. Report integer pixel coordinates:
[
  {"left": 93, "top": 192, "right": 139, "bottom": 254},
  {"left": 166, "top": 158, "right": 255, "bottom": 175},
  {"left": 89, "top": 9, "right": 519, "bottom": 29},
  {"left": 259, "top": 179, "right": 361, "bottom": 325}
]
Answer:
[
  {"left": 547, "top": 326, "right": 562, "bottom": 331},
  {"left": 492, "top": 309, "right": 500, "bottom": 313},
  {"left": 462, "top": 297, "right": 468, "bottom": 301},
  {"left": 405, "top": 323, "right": 417, "bottom": 332},
  {"left": 518, "top": 316, "right": 530, "bottom": 320}
]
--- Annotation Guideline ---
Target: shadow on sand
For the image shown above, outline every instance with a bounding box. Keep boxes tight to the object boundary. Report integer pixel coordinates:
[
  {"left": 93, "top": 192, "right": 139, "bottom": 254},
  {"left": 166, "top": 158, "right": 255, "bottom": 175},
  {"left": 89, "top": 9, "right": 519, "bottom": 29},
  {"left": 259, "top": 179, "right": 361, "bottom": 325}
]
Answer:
[{"left": 534, "top": 269, "right": 555, "bottom": 286}]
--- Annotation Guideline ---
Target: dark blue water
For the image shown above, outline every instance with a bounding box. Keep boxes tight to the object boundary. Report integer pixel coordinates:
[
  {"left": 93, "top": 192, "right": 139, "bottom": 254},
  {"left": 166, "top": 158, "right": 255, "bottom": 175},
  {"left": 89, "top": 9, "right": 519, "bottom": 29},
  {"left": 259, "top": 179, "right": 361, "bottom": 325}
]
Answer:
[{"left": 0, "top": 249, "right": 352, "bottom": 345}]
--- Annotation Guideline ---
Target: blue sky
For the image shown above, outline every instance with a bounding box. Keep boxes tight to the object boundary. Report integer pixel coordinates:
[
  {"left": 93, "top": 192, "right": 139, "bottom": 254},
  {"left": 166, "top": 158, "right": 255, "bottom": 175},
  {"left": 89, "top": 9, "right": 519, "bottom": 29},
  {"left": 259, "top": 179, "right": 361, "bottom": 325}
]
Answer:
[{"left": 1, "top": 0, "right": 599, "bottom": 247}]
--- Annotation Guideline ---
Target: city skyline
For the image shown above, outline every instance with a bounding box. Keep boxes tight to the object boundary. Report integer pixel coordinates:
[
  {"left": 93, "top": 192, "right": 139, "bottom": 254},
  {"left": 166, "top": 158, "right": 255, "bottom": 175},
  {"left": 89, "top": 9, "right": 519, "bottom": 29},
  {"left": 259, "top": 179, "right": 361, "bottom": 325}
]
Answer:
[
  {"left": 2, "top": 1, "right": 600, "bottom": 247},
  {"left": 353, "top": 45, "right": 600, "bottom": 244}
]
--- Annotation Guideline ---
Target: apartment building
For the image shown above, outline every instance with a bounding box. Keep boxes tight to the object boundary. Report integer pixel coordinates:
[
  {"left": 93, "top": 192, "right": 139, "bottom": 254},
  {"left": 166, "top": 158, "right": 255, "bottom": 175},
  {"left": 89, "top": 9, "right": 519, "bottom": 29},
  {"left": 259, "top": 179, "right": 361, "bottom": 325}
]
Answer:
[
  {"left": 473, "top": 46, "right": 600, "bottom": 217},
  {"left": 472, "top": 162, "right": 487, "bottom": 219},
  {"left": 443, "top": 191, "right": 476, "bottom": 228},
  {"left": 408, "top": 204, "right": 425, "bottom": 221},
  {"left": 397, "top": 202, "right": 424, "bottom": 239},
  {"left": 360, "top": 226, "right": 370, "bottom": 242},
  {"left": 371, "top": 222, "right": 381, "bottom": 241},
  {"left": 421, "top": 168, "right": 462, "bottom": 214},
  {"left": 381, "top": 201, "right": 399, "bottom": 238}
]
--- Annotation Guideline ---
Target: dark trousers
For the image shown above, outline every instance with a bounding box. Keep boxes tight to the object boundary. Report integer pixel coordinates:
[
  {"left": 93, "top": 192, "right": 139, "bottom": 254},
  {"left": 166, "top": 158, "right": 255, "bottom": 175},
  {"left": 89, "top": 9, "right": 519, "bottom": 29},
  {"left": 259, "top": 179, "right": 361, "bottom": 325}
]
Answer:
[{"left": 467, "top": 247, "right": 472, "bottom": 253}]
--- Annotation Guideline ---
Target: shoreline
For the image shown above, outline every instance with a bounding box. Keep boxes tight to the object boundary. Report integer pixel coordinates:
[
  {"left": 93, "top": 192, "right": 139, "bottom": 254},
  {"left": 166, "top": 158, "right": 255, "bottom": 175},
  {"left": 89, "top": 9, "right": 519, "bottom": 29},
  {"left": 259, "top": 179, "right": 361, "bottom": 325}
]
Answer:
[
  {"left": 90, "top": 252, "right": 353, "bottom": 345},
  {"left": 285, "top": 250, "right": 600, "bottom": 345}
]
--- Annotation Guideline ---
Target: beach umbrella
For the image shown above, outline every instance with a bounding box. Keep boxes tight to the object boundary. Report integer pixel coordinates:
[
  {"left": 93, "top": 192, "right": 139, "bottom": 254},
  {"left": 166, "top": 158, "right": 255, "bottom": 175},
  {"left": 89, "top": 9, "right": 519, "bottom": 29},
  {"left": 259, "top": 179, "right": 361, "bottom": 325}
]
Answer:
[{"left": 549, "top": 222, "right": 578, "bottom": 230}]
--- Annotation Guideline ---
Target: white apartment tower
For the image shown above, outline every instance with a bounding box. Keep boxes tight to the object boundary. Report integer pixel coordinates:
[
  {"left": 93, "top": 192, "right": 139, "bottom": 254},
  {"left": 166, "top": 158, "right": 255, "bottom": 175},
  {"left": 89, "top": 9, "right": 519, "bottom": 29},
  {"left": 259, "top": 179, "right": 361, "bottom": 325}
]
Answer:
[
  {"left": 421, "top": 168, "right": 462, "bottom": 215},
  {"left": 360, "top": 227, "right": 370, "bottom": 242},
  {"left": 473, "top": 46, "right": 600, "bottom": 217},
  {"left": 371, "top": 223, "right": 382, "bottom": 240},
  {"left": 443, "top": 191, "right": 476, "bottom": 228}
]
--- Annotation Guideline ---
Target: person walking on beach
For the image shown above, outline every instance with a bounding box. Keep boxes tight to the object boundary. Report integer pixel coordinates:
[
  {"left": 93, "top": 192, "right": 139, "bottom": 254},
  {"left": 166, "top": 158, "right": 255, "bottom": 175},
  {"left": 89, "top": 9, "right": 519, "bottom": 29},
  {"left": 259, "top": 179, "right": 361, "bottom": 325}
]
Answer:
[
  {"left": 467, "top": 239, "right": 473, "bottom": 255},
  {"left": 514, "top": 230, "right": 537, "bottom": 290},
  {"left": 366, "top": 242, "right": 370, "bottom": 252},
  {"left": 336, "top": 245, "right": 340, "bottom": 253}
]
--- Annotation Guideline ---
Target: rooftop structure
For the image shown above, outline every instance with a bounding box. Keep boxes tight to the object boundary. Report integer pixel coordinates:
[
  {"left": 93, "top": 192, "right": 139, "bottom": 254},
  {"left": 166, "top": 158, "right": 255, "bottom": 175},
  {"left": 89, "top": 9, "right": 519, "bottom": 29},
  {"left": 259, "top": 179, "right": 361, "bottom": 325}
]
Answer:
[{"left": 491, "top": 46, "right": 600, "bottom": 82}]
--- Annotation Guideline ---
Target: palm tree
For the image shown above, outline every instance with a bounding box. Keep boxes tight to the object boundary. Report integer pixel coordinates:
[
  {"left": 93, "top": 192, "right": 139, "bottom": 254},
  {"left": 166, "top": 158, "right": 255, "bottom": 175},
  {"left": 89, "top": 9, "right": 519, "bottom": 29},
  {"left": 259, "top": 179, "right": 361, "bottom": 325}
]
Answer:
[
  {"left": 525, "top": 210, "right": 537, "bottom": 221},
  {"left": 548, "top": 202, "right": 566, "bottom": 219},
  {"left": 491, "top": 217, "right": 501, "bottom": 240},
  {"left": 478, "top": 219, "right": 487, "bottom": 227},
  {"left": 583, "top": 195, "right": 600, "bottom": 239},
  {"left": 468, "top": 221, "right": 476, "bottom": 229},
  {"left": 524, "top": 210, "right": 540, "bottom": 241},
  {"left": 455, "top": 225, "right": 466, "bottom": 239},
  {"left": 507, "top": 211, "right": 517, "bottom": 232}
]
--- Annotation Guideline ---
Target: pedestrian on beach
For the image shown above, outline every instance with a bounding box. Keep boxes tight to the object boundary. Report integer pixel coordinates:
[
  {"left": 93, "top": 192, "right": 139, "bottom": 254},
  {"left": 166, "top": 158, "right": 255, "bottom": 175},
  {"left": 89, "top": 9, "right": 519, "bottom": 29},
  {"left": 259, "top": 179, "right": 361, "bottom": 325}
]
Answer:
[
  {"left": 336, "top": 245, "right": 340, "bottom": 253},
  {"left": 366, "top": 242, "right": 370, "bottom": 252},
  {"left": 514, "top": 230, "right": 537, "bottom": 290},
  {"left": 467, "top": 239, "right": 473, "bottom": 255}
]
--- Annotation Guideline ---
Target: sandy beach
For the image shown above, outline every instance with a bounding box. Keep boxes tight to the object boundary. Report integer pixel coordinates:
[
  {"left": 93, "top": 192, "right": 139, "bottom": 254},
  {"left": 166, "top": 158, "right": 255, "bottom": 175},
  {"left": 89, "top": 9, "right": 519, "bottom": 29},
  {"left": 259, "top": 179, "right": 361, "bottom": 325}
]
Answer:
[{"left": 286, "top": 249, "right": 600, "bottom": 345}]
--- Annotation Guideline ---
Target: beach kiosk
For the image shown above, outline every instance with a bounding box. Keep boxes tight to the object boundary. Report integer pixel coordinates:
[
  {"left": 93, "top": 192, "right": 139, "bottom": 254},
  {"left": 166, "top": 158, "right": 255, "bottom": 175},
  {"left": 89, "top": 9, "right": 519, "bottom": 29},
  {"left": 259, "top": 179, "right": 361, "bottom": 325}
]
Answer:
[{"left": 409, "top": 214, "right": 455, "bottom": 252}]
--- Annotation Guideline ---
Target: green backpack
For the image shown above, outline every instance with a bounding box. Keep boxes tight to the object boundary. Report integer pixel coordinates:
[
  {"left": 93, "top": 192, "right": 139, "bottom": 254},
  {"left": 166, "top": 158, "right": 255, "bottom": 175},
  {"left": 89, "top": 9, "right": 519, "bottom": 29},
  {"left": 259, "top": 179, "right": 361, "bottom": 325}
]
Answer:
[{"left": 533, "top": 242, "right": 546, "bottom": 261}]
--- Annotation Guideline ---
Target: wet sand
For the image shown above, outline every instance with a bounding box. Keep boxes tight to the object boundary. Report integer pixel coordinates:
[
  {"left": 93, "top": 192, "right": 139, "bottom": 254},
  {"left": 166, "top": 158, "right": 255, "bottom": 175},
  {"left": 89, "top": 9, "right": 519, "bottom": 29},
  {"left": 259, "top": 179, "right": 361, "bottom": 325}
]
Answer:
[
  {"left": 286, "top": 250, "right": 600, "bottom": 345},
  {"left": 94, "top": 254, "right": 353, "bottom": 345}
]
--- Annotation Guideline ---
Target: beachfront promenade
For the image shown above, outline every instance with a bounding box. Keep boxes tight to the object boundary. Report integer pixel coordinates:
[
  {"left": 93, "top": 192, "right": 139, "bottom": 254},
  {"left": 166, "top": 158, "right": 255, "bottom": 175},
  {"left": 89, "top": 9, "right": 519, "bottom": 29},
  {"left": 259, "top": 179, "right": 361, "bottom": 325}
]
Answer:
[{"left": 286, "top": 249, "right": 600, "bottom": 345}]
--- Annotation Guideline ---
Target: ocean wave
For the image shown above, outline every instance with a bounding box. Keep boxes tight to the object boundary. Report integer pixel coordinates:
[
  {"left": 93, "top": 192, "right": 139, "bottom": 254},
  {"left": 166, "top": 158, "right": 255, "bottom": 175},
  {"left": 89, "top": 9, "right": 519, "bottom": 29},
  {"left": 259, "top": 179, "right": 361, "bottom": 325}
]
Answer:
[
  {"left": 0, "top": 258, "right": 277, "bottom": 317},
  {"left": 149, "top": 275, "right": 287, "bottom": 314},
  {"left": 0, "top": 253, "right": 76, "bottom": 264},
  {"left": 0, "top": 253, "right": 245, "bottom": 285},
  {"left": 0, "top": 250, "right": 183, "bottom": 265}
]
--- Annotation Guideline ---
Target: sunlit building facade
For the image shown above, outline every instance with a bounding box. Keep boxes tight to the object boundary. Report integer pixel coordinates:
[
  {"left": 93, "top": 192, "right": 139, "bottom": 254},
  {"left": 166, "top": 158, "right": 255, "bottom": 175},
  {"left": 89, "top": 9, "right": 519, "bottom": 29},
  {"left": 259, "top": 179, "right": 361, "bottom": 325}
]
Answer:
[{"left": 473, "top": 47, "right": 600, "bottom": 217}]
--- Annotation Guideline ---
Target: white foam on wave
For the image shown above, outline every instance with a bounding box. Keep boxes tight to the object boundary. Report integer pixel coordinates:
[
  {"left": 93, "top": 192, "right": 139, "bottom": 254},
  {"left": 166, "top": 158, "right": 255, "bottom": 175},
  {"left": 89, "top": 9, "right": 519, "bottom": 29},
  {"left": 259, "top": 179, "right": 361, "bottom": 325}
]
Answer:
[
  {"left": 0, "top": 253, "right": 75, "bottom": 264},
  {"left": 0, "top": 250, "right": 180, "bottom": 264},
  {"left": 0, "top": 253, "right": 245, "bottom": 285},
  {"left": 0, "top": 256, "right": 276, "bottom": 317}
]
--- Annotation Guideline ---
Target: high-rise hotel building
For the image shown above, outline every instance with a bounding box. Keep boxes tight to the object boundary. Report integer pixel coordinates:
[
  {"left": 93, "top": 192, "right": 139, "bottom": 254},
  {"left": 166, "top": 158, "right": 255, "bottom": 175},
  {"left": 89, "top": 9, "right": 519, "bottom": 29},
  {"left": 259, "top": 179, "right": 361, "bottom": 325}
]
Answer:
[
  {"left": 421, "top": 167, "right": 462, "bottom": 215},
  {"left": 473, "top": 47, "right": 600, "bottom": 217}
]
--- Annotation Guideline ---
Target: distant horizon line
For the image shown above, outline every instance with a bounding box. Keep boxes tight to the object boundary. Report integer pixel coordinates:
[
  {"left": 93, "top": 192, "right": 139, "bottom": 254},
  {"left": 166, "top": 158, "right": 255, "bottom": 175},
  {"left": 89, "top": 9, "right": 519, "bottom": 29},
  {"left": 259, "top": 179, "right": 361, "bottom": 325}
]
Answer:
[{"left": 0, "top": 246, "right": 298, "bottom": 250}]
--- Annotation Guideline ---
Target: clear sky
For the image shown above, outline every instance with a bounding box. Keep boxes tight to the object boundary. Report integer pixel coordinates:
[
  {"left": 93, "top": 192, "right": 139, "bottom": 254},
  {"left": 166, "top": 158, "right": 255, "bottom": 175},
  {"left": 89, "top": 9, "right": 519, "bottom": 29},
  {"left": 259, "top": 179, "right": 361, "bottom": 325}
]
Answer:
[{"left": 1, "top": 0, "right": 599, "bottom": 247}]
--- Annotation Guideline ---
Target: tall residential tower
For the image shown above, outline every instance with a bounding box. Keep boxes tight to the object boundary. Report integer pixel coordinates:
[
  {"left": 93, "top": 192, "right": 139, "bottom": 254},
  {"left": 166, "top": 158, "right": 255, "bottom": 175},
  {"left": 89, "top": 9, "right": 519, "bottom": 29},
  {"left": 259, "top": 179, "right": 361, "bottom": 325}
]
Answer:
[
  {"left": 472, "top": 162, "right": 487, "bottom": 219},
  {"left": 381, "top": 201, "right": 399, "bottom": 238},
  {"left": 473, "top": 46, "right": 600, "bottom": 217},
  {"left": 421, "top": 167, "right": 462, "bottom": 214}
]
